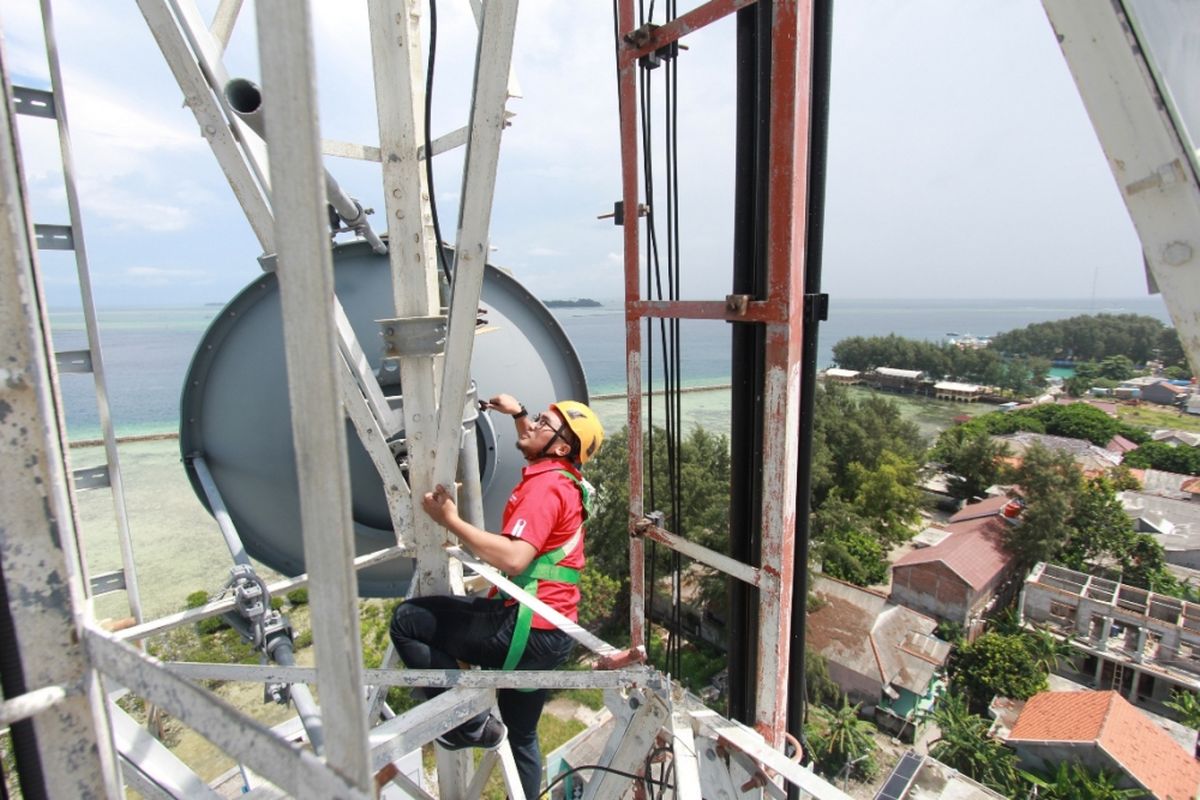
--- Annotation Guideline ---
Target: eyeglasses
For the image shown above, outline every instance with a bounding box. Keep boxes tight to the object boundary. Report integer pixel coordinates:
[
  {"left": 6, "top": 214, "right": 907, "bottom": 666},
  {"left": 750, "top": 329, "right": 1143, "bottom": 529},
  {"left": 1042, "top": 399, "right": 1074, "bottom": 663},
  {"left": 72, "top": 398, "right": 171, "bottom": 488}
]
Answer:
[{"left": 531, "top": 412, "right": 563, "bottom": 435}]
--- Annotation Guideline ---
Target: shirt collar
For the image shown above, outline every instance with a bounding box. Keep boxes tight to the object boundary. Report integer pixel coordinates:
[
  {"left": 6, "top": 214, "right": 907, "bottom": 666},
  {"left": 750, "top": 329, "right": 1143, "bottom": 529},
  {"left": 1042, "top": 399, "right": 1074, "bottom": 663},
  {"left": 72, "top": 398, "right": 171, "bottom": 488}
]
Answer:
[{"left": 522, "top": 458, "right": 579, "bottom": 479}]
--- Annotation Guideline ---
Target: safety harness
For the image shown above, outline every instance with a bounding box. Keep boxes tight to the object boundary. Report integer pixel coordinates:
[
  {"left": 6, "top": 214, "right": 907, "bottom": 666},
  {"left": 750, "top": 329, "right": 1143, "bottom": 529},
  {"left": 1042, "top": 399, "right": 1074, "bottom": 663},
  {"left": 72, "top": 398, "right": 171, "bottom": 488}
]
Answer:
[{"left": 500, "top": 470, "right": 593, "bottom": 672}]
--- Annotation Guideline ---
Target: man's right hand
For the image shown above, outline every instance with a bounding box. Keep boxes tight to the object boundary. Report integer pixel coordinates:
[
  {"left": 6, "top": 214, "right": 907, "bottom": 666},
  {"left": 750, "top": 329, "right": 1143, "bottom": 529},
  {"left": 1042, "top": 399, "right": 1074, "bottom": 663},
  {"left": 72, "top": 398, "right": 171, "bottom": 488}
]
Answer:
[{"left": 482, "top": 393, "right": 522, "bottom": 416}]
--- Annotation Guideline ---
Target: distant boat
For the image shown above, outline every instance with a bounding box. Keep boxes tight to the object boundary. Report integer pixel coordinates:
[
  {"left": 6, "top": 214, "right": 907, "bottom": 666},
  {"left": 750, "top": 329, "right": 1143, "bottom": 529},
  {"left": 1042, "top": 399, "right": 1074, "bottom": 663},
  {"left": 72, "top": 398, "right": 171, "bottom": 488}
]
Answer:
[{"left": 544, "top": 298, "right": 602, "bottom": 308}]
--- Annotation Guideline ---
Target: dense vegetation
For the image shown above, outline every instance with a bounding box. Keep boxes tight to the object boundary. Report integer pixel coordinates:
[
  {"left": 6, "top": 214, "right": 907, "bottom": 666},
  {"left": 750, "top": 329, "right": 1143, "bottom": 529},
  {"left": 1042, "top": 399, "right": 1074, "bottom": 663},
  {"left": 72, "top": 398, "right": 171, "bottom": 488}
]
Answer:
[
  {"left": 989, "top": 313, "right": 1184, "bottom": 366},
  {"left": 1123, "top": 440, "right": 1200, "bottom": 475},
  {"left": 832, "top": 334, "right": 1050, "bottom": 395},
  {"left": 941, "top": 401, "right": 1148, "bottom": 448}
]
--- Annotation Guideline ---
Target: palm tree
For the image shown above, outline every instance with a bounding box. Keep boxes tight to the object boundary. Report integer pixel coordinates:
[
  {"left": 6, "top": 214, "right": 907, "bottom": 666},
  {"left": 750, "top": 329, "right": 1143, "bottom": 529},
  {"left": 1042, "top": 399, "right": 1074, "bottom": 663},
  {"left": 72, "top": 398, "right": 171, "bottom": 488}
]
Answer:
[
  {"left": 1026, "top": 626, "right": 1075, "bottom": 674},
  {"left": 806, "top": 697, "right": 876, "bottom": 782},
  {"left": 1165, "top": 689, "right": 1200, "bottom": 757},
  {"left": 925, "top": 693, "right": 1020, "bottom": 796},
  {"left": 1022, "top": 762, "right": 1147, "bottom": 799}
]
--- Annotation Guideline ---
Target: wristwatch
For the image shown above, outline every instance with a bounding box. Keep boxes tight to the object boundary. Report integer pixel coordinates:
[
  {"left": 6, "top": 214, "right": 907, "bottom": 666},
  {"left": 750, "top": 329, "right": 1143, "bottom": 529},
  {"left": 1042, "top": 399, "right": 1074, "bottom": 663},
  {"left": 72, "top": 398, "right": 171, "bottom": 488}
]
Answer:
[{"left": 513, "top": 404, "right": 528, "bottom": 419}]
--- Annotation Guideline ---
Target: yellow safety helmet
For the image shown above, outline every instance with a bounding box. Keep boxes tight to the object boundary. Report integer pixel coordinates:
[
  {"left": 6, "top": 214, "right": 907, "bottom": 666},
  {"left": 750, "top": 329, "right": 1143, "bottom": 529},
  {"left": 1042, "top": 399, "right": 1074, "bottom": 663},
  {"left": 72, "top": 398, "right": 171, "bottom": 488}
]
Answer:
[{"left": 550, "top": 400, "right": 605, "bottom": 465}]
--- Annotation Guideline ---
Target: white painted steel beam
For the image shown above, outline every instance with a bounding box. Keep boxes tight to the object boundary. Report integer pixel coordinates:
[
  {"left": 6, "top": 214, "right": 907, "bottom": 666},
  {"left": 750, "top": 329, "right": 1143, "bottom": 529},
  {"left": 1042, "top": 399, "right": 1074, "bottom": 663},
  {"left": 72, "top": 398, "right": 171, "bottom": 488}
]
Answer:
[
  {"left": 640, "top": 521, "right": 762, "bottom": 587},
  {"left": 684, "top": 698, "right": 853, "bottom": 800},
  {"left": 0, "top": 685, "right": 67, "bottom": 727},
  {"left": 1042, "top": 2, "right": 1200, "bottom": 372},
  {"left": 39, "top": 0, "right": 144, "bottom": 625},
  {"left": 581, "top": 689, "right": 670, "bottom": 800},
  {"left": 115, "top": 545, "right": 407, "bottom": 641},
  {"left": 255, "top": 1, "right": 371, "bottom": 789},
  {"left": 434, "top": 0, "right": 520, "bottom": 486},
  {"left": 135, "top": 0, "right": 274, "bottom": 249},
  {"left": 368, "top": 687, "right": 495, "bottom": 770},
  {"left": 0, "top": 39, "right": 121, "bottom": 795},
  {"left": 368, "top": 0, "right": 463, "bottom": 601},
  {"left": 164, "top": 662, "right": 649, "bottom": 689},
  {"left": 670, "top": 709, "right": 704, "bottom": 799},
  {"left": 110, "top": 701, "right": 221, "bottom": 799},
  {"left": 323, "top": 114, "right": 515, "bottom": 164},
  {"left": 85, "top": 628, "right": 371, "bottom": 800}
]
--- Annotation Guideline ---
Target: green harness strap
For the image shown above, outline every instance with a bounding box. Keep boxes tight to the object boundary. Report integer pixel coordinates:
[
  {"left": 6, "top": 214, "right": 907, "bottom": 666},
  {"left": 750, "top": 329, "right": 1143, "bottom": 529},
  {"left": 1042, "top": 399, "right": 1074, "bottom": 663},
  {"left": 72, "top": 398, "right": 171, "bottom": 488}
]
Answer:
[{"left": 500, "top": 470, "right": 591, "bottom": 673}]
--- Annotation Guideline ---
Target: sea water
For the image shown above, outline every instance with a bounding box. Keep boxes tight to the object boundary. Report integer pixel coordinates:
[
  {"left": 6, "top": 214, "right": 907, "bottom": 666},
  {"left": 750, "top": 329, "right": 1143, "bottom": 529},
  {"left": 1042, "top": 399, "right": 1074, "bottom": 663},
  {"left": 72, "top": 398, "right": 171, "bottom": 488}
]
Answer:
[{"left": 50, "top": 296, "right": 1172, "bottom": 440}]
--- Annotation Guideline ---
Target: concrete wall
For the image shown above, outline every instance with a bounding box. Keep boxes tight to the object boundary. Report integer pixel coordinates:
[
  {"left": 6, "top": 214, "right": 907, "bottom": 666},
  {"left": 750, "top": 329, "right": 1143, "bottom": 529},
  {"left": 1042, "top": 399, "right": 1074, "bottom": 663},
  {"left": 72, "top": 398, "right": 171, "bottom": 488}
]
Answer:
[
  {"left": 824, "top": 660, "right": 883, "bottom": 709},
  {"left": 891, "top": 563, "right": 970, "bottom": 626}
]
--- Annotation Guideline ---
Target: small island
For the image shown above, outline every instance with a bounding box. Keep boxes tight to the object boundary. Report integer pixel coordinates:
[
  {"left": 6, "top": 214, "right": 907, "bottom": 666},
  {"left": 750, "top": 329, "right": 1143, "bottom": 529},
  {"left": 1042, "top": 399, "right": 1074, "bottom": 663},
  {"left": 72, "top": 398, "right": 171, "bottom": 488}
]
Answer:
[{"left": 543, "top": 298, "right": 602, "bottom": 308}]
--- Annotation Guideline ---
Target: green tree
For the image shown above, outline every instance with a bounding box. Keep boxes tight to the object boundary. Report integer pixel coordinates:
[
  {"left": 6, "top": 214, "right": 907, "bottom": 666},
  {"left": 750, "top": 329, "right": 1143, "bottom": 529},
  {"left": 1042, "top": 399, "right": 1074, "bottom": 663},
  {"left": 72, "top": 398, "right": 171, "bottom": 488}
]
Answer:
[
  {"left": 845, "top": 451, "right": 923, "bottom": 545},
  {"left": 1025, "top": 627, "right": 1076, "bottom": 674},
  {"left": 819, "top": 524, "right": 888, "bottom": 587},
  {"left": 1004, "top": 444, "right": 1082, "bottom": 570},
  {"left": 1022, "top": 762, "right": 1148, "bottom": 799},
  {"left": 804, "top": 650, "right": 841, "bottom": 708},
  {"left": 1098, "top": 355, "right": 1135, "bottom": 380},
  {"left": 925, "top": 693, "right": 1021, "bottom": 795},
  {"left": 952, "top": 631, "right": 1048, "bottom": 710},
  {"left": 805, "top": 697, "right": 876, "bottom": 781},
  {"left": 1124, "top": 441, "right": 1200, "bottom": 476},
  {"left": 931, "top": 425, "right": 1011, "bottom": 500}
]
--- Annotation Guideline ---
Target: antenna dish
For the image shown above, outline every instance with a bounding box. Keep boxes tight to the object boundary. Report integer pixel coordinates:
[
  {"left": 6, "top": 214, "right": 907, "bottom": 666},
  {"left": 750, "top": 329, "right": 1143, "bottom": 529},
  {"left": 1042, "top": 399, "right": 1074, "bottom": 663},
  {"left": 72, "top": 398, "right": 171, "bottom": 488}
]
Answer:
[{"left": 180, "top": 241, "right": 589, "bottom": 596}]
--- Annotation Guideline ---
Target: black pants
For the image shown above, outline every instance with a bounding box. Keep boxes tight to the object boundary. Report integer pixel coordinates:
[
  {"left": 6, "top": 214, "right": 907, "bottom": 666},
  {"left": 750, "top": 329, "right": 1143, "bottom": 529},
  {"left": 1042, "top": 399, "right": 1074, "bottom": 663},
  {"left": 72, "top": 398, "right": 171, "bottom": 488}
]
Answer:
[{"left": 390, "top": 595, "right": 575, "bottom": 799}]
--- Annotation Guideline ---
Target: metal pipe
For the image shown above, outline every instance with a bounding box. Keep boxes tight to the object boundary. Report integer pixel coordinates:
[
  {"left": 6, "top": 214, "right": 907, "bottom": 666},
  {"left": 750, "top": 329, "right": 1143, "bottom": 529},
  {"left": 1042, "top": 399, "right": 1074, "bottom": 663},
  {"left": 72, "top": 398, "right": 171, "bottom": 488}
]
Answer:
[
  {"left": 224, "top": 78, "right": 387, "bottom": 255},
  {"left": 269, "top": 639, "right": 326, "bottom": 756},
  {"left": 190, "top": 455, "right": 251, "bottom": 567},
  {"left": 0, "top": 685, "right": 68, "bottom": 727}
]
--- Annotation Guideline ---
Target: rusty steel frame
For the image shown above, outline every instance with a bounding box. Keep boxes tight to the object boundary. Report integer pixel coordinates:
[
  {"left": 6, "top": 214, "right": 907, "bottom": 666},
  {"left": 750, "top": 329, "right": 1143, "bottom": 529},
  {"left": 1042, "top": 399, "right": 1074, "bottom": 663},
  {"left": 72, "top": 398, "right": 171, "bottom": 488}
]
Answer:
[{"left": 616, "top": 0, "right": 812, "bottom": 745}]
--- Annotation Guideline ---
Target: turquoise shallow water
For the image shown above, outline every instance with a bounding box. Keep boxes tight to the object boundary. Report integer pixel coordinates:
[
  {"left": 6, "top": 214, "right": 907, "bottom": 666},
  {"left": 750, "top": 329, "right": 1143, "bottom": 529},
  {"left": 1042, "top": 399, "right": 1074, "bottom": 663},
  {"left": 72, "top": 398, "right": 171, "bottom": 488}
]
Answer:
[{"left": 52, "top": 296, "right": 1169, "bottom": 439}]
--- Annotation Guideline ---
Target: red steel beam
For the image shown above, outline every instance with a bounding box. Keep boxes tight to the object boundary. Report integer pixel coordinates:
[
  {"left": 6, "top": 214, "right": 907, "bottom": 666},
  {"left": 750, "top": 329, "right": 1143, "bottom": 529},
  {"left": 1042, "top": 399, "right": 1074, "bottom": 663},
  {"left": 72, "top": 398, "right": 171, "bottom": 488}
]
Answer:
[
  {"left": 617, "top": 0, "right": 646, "bottom": 654},
  {"left": 621, "top": 0, "right": 761, "bottom": 60},
  {"left": 628, "top": 298, "right": 788, "bottom": 323},
  {"left": 755, "top": 0, "right": 813, "bottom": 746}
]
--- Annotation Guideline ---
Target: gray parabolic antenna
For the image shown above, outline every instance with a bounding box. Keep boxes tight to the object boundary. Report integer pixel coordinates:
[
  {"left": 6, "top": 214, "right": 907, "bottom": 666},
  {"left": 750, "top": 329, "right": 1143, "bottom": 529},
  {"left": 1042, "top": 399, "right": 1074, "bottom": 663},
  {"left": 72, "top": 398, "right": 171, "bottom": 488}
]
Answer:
[{"left": 180, "top": 241, "right": 589, "bottom": 597}]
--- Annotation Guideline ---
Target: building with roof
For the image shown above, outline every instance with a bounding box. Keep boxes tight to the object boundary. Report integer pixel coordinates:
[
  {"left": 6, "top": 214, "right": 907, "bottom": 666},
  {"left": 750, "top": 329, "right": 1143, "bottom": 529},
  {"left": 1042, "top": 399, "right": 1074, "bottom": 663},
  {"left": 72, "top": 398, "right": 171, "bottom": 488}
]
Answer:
[
  {"left": 868, "top": 367, "right": 926, "bottom": 394},
  {"left": 889, "top": 496, "right": 1021, "bottom": 640},
  {"left": 1018, "top": 563, "right": 1200, "bottom": 712},
  {"left": 807, "top": 577, "right": 951, "bottom": 742},
  {"left": 1144, "top": 381, "right": 1189, "bottom": 407},
  {"left": 932, "top": 381, "right": 983, "bottom": 402},
  {"left": 1128, "top": 468, "right": 1196, "bottom": 500},
  {"left": 1106, "top": 434, "right": 1140, "bottom": 455},
  {"left": 822, "top": 367, "right": 862, "bottom": 385},
  {"left": 1122, "top": 492, "right": 1200, "bottom": 569},
  {"left": 996, "top": 431, "right": 1123, "bottom": 475},
  {"left": 1153, "top": 429, "right": 1200, "bottom": 449},
  {"left": 1056, "top": 396, "right": 1119, "bottom": 417},
  {"left": 1002, "top": 691, "right": 1200, "bottom": 800}
]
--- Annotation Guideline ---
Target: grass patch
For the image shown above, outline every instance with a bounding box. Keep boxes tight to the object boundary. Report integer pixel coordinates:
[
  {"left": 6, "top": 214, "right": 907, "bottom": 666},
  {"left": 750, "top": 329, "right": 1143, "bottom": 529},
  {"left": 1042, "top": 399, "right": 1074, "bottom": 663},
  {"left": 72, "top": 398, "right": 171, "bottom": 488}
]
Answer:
[
  {"left": 1119, "top": 404, "right": 1200, "bottom": 433},
  {"left": 477, "top": 714, "right": 587, "bottom": 799}
]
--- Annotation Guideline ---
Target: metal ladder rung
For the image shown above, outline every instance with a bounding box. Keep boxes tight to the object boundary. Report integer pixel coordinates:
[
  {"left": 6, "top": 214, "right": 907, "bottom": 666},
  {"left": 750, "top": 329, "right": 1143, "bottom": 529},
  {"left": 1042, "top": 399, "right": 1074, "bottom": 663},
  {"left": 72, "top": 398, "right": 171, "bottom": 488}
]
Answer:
[
  {"left": 90, "top": 569, "right": 128, "bottom": 595},
  {"left": 73, "top": 464, "right": 111, "bottom": 491},
  {"left": 11, "top": 85, "right": 56, "bottom": 119},
  {"left": 55, "top": 348, "right": 93, "bottom": 373},
  {"left": 34, "top": 223, "right": 75, "bottom": 250}
]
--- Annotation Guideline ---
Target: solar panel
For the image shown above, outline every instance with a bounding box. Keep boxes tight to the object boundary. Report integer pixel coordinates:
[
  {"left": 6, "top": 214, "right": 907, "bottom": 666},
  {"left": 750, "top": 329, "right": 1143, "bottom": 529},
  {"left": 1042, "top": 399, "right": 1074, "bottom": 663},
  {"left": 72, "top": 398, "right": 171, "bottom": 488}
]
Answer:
[{"left": 874, "top": 751, "right": 924, "bottom": 800}]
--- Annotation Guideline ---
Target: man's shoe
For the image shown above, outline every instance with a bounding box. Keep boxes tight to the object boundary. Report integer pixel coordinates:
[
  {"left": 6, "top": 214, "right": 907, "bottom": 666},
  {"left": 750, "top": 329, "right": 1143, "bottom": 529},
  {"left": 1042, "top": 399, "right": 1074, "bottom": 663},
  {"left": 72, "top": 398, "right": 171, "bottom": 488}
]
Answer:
[{"left": 436, "top": 715, "right": 507, "bottom": 752}]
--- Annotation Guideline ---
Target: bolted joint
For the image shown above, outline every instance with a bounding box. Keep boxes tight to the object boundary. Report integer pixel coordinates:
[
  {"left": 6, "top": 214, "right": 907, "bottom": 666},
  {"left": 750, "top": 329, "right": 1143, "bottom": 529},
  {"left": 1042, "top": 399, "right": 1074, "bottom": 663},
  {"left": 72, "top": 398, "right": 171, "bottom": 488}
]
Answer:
[{"left": 378, "top": 315, "right": 447, "bottom": 358}]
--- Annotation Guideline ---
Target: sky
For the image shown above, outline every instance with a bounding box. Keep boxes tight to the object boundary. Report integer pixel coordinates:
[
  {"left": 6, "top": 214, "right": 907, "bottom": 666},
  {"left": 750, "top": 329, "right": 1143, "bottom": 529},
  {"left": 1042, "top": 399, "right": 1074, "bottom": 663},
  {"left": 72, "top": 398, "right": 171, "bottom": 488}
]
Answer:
[{"left": 0, "top": 0, "right": 1160, "bottom": 308}]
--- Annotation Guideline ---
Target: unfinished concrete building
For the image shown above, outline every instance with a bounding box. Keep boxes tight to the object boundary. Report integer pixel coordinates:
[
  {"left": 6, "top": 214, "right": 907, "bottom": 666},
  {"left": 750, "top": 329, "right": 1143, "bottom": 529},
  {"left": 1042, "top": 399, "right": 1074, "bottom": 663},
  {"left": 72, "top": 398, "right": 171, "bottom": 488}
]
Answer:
[{"left": 1018, "top": 563, "right": 1200, "bottom": 713}]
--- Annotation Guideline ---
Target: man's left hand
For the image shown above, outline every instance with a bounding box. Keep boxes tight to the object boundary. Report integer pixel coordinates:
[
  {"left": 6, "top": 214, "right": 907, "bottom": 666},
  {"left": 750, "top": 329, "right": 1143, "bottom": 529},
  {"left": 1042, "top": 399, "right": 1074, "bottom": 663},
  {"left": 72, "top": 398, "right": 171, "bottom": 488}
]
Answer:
[{"left": 421, "top": 484, "right": 460, "bottom": 528}]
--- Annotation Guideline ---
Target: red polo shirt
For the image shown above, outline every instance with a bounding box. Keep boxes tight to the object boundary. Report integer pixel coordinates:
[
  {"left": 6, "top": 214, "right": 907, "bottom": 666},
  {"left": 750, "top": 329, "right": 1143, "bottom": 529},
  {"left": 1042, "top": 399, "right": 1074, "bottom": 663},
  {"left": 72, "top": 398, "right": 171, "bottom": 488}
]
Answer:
[{"left": 501, "top": 459, "right": 586, "bottom": 629}]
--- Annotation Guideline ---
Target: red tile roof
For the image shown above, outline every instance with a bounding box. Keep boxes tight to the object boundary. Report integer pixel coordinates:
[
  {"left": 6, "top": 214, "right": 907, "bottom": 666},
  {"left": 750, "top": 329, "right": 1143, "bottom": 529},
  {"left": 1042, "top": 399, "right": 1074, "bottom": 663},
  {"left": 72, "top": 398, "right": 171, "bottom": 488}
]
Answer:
[
  {"left": 948, "top": 494, "right": 1012, "bottom": 523},
  {"left": 1106, "top": 435, "right": 1139, "bottom": 454},
  {"left": 1008, "top": 691, "right": 1200, "bottom": 800},
  {"left": 892, "top": 516, "right": 1015, "bottom": 592}
]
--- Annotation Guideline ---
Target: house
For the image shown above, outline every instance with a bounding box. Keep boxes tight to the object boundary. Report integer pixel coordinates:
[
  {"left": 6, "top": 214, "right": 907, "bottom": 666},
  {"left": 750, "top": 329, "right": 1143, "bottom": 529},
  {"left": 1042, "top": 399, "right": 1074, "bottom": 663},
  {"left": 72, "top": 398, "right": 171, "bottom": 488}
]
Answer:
[
  {"left": 1018, "top": 563, "right": 1200, "bottom": 710},
  {"left": 1126, "top": 468, "right": 1195, "bottom": 500},
  {"left": 1003, "top": 691, "right": 1200, "bottom": 800},
  {"left": 1120, "top": 491, "right": 1200, "bottom": 569},
  {"left": 806, "top": 576, "right": 950, "bottom": 742},
  {"left": 933, "top": 381, "right": 983, "bottom": 402},
  {"left": 995, "top": 431, "right": 1122, "bottom": 475},
  {"left": 868, "top": 367, "right": 925, "bottom": 393},
  {"left": 1144, "top": 381, "right": 1189, "bottom": 407},
  {"left": 889, "top": 496, "right": 1021, "bottom": 640},
  {"left": 822, "top": 367, "right": 862, "bottom": 385},
  {"left": 1105, "top": 434, "right": 1139, "bottom": 456},
  {"left": 1153, "top": 429, "right": 1200, "bottom": 449}
]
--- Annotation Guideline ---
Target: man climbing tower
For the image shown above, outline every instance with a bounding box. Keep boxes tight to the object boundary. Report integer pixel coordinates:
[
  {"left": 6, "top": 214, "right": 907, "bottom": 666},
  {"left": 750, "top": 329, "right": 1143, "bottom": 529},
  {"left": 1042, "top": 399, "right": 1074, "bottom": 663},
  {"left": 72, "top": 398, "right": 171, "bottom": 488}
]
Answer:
[{"left": 390, "top": 392, "right": 604, "bottom": 799}]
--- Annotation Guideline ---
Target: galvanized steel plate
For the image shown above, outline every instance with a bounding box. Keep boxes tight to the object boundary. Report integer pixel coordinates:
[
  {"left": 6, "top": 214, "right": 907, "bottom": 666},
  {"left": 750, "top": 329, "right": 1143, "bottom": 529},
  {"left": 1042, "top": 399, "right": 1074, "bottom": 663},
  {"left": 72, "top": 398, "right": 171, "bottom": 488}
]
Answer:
[{"left": 180, "top": 241, "right": 589, "bottom": 596}]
